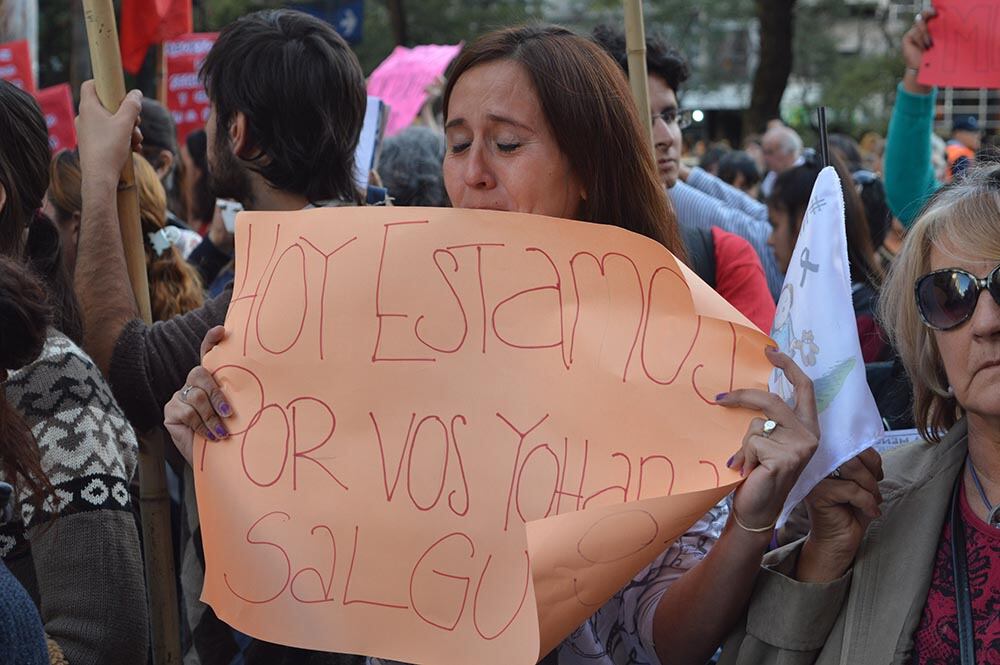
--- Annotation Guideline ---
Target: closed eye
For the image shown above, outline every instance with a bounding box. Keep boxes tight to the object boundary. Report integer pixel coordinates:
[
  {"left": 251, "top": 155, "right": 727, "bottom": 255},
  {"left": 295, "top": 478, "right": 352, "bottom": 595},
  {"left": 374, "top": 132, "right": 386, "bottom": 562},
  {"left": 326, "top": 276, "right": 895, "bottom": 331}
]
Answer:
[
  {"left": 497, "top": 142, "right": 521, "bottom": 153},
  {"left": 450, "top": 142, "right": 471, "bottom": 154}
]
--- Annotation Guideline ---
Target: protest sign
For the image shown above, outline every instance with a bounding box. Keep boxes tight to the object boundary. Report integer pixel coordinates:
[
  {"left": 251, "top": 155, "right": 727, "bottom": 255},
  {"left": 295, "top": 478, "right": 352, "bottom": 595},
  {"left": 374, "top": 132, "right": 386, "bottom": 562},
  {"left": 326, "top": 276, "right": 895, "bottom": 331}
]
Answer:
[
  {"left": 771, "top": 166, "right": 883, "bottom": 526},
  {"left": 918, "top": 0, "right": 1000, "bottom": 89},
  {"left": 33, "top": 84, "right": 77, "bottom": 152},
  {"left": 164, "top": 33, "right": 217, "bottom": 146},
  {"left": 0, "top": 39, "right": 34, "bottom": 92},
  {"left": 367, "top": 44, "right": 462, "bottom": 137},
  {"left": 195, "top": 207, "right": 772, "bottom": 664}
]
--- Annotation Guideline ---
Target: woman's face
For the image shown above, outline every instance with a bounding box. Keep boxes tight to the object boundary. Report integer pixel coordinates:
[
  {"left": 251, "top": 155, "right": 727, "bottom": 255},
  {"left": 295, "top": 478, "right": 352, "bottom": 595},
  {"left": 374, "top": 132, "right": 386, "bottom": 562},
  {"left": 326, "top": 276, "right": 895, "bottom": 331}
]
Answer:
[
  {"left": 443, "top": 60, "right": 584, "bottom": 219},
  {"left": 767, "top": 203, "right": 798, "bottom": 273},
  {"left": 930, "top": 243, "right": 1000, "bottom": 421}
]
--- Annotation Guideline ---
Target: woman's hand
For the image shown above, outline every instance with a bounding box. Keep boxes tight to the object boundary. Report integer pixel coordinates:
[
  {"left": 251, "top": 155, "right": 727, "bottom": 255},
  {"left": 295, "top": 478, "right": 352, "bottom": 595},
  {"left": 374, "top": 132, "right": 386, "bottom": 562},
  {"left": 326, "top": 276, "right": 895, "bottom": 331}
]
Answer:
[
  {"left": 902, "top": 8, "right": 937, "bottom": 95},
  {"left": 796, "top": 448, "right": 883, "bottom": 582},
  {"left": 719, "top": 347, "right": 819, "bottom": 532},
  {"left": 163, "top": 326, "right": 233, "bottom": 465}
]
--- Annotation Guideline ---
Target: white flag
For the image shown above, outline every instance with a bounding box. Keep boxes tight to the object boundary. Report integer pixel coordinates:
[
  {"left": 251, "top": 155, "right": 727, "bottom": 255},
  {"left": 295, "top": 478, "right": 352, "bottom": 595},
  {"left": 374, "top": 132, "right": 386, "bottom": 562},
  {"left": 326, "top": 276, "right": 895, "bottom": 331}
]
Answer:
[{"left": 770, "top": 166, "right": 884, "bottom": 526}]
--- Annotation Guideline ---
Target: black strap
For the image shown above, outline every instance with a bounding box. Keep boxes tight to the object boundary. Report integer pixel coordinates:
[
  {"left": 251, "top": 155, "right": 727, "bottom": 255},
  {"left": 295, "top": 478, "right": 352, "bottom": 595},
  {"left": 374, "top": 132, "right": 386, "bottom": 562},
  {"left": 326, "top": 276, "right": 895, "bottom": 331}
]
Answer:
[{"left": 950, "top": 474, "right": 977, "bottom": 665}]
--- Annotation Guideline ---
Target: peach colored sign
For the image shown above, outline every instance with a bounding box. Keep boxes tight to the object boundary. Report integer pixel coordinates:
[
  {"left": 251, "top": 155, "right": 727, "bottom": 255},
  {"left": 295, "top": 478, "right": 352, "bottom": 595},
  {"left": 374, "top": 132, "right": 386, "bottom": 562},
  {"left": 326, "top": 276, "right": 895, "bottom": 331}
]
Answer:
[{"left": 194, "top": 207, "right": 771, "bottom": 664}]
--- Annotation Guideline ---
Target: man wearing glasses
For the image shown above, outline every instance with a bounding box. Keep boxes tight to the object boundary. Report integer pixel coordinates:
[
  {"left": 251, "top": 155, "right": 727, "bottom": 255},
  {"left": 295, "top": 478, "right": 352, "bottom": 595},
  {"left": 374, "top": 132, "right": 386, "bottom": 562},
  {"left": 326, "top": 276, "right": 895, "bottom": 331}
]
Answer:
[{"left": 593, "top": 26, "right": 783, "bottom": 313}]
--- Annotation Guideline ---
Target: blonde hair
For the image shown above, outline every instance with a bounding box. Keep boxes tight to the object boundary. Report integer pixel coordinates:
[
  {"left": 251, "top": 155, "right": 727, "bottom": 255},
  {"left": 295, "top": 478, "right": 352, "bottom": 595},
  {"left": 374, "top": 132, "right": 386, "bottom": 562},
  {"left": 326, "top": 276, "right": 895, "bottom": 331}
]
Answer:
[
  {"left": 132, "top": 155, "right": 205, "bottom": 321},
  {"left": 49, "top": 151, "right": 204, "bottom": 322},
  {"left": 878, "top": 163, "right": 1000, "bottom": 441}
]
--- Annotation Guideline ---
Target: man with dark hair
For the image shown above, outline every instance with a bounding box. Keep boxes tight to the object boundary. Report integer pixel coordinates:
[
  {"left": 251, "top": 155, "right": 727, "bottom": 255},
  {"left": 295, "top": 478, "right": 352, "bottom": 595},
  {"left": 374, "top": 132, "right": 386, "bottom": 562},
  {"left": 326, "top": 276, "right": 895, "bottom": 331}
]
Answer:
[
  {"left": 73, "top": 9, "right": 367, "bottom": 665},
  {"left": 592, "top": 25, "right": 782, "bottom": 307},
  {"left": 77, "top": 7, "right": 365, "bottom": 428}
]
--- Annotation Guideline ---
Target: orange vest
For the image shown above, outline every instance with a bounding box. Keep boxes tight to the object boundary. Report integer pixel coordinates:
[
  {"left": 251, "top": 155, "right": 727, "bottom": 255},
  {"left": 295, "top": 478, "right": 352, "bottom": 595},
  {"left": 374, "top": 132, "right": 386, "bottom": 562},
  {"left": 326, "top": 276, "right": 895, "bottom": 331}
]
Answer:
[{"left": 945, "top": 143, "right": 975, "bottom": 182}]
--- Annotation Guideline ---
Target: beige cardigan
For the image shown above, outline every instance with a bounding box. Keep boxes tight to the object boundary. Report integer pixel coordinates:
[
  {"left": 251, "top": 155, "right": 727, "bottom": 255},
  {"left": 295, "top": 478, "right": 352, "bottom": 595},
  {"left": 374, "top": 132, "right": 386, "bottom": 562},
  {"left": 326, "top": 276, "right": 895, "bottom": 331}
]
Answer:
[{"left": 719, "top": 419, "right": 968, "bottom": 665}]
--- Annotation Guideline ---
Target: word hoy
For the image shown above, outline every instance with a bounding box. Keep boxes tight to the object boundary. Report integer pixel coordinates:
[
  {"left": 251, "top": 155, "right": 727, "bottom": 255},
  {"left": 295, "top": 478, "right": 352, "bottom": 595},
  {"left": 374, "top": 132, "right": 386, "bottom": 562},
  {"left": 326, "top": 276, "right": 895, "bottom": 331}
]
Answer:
[{"left": 225, "top": 219, "right": 744, "bottom": 395}]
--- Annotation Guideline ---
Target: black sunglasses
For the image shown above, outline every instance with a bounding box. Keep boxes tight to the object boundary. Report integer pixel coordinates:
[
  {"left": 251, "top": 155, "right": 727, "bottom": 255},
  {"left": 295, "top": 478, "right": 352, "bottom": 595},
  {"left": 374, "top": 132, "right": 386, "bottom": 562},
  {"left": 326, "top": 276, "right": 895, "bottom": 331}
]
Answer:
[{"left": 915, "top": 262, "right": 1000, "bottom": 331}]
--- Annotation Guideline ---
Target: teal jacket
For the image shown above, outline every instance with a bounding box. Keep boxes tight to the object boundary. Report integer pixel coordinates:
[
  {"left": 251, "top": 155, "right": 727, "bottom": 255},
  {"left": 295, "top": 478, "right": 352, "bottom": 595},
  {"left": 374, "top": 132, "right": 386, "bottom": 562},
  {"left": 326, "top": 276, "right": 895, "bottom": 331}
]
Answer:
[{"left": 884, "top": 83, "right": 942, "bottom": 228}]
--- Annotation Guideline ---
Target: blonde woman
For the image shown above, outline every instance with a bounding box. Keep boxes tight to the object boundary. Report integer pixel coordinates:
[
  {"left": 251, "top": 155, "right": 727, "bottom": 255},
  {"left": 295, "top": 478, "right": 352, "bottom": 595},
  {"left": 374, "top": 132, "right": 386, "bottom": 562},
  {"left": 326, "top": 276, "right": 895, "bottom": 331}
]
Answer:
[
  {"left": 721, "top": 164, "right": 1000, "bottom": 664},
  {"left": 47, "top": 151, "right": 204, "bottom": 322}
]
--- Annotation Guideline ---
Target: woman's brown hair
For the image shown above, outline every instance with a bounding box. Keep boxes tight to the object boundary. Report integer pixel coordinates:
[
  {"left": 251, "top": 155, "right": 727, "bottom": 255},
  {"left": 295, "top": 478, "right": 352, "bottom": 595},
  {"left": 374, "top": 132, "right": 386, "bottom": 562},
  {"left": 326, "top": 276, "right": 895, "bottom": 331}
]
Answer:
[
  {"left": 0, "top": 256, "right": 55, "bottom": 510},
  {"left": 442, "top": 24, "right": 686, "bottom": 261},
  {"left": 0, "top": 81, "right": 83, "bottom": 343},
  {"left": 48, "top": 151, "right": 205, "bottom": 322}
]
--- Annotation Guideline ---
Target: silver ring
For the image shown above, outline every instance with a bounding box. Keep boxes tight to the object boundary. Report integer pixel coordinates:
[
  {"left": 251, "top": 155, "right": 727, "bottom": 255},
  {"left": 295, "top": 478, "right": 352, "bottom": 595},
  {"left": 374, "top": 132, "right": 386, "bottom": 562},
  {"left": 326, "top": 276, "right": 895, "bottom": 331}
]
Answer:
[
  {"left": 914, "top": 13, "right": 922, "bottom": 23},
  {"left": 762, "top": 419, "right": 778, "bottom": 437},
  {"left": 181, "top": 385, "right": 194, "bottom": 400},
  {"left": 829, "top": 466, "right": 843, "bottom": 480}
]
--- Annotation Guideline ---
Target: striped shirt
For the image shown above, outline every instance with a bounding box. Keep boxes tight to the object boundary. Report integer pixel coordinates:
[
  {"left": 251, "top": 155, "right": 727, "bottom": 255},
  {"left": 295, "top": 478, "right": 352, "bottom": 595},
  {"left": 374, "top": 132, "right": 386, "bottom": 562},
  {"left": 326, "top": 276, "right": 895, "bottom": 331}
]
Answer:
[{"left": 670, "top": 168, "right": 783, "bottom": 299}]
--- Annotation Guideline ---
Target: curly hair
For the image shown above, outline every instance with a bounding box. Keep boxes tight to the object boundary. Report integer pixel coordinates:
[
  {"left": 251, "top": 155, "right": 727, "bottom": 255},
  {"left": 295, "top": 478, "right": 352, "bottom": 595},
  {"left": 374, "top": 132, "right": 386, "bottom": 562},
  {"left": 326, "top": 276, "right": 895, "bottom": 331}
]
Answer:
[
  {"left": 591, "top": 23, "right": 691, "bottom": 93},
  {"left": 0, "top": 256, "right": 55, "bottom": 510},
  {"left": 133, "top": 155, "right": 206, "bottom": 320},
  {"left": 379, "top": 127, "right": 449, "bottom": 207},
  {"left": 48, "top": 151, "right": 205, "bottom": 322}
]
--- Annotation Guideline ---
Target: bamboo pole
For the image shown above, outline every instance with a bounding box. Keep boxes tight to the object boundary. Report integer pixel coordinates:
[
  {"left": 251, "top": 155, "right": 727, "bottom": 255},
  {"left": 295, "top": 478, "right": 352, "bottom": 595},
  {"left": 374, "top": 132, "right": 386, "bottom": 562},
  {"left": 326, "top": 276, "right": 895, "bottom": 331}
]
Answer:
[
  {"left": 82, "top": 2, "right": 181, "bottom": 663},
  {"left": 624, "top": 0, "right": 653, "bottom": 155}
]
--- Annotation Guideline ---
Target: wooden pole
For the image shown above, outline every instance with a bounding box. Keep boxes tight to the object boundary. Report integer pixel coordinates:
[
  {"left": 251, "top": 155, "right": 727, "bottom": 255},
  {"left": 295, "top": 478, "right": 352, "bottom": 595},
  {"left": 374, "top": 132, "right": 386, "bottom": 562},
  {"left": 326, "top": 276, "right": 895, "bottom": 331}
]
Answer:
[
  {"left": 624, "top": 0, "right": 653, "bottom": 155},
  {"left": 82, "top": 2, "right": 181, "bottom": 664}
]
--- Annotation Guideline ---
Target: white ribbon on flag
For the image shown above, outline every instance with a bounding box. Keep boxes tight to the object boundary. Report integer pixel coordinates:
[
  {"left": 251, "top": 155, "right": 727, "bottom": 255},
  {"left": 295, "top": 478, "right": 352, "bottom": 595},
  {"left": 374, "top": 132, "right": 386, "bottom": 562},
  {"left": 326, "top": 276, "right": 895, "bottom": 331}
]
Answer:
[{"left": 770, "top": 166, "right": 885, "bottom": 526}]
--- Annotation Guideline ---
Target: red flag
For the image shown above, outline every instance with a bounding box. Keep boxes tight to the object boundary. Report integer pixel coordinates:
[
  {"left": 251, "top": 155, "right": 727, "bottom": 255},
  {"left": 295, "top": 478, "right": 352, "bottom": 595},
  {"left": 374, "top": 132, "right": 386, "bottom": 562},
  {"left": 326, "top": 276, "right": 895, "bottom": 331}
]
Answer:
[
  {"left": 33, "top": 84, "right": 77, "bottom": 152},
  {"left": 0, "top": 40, "right": 35, "bottom": 92},
  {"left": 120, "top": 0, "right": 193, "bottom": 74}
]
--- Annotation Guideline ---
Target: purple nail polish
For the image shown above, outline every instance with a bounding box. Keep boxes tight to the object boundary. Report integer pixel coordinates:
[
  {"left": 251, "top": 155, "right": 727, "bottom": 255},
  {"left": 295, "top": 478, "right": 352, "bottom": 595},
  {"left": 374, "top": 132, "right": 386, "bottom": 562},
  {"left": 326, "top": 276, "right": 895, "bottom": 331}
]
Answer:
[
  {"left": 206, "top": 431, "right": 217, "bottom": 442},
  {"left": 215, "top": 425, "right": 228, "bottom": 438},
  {"left": 715, "top": 392, "right": 728, "bottom": 401},
  {"left": 765, "top": 345, "right": 778, "bottom": 353},
  {"left": 219, "top": 402, "right": 232, "bottom": 417},
  {"left": 726, "top": 455, "right": 735, "bottom": 468}
]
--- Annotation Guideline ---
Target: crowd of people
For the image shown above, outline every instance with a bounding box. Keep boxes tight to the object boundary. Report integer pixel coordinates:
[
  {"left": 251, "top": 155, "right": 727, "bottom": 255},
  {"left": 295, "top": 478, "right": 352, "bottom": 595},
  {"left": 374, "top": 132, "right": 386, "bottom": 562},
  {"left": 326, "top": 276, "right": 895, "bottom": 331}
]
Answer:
[{"left": 0, "top": 5, "right": 997, "bottom": 665}]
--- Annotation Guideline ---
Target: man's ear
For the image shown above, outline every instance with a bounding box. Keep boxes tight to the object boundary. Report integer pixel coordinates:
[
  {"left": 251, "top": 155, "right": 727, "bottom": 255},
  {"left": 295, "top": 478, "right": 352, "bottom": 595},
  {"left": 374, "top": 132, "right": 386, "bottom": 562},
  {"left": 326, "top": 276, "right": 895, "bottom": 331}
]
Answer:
[
  {"left": 155, "top": 149, "right": 175, "bottom": 179},
  {"left": 230, "top": 111, "right": 251, "bottom": 160}
]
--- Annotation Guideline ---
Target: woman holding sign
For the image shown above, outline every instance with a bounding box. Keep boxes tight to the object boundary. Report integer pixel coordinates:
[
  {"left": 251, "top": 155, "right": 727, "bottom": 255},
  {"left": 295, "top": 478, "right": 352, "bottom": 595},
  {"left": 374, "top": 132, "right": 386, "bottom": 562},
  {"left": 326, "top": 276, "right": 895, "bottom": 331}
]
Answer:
[
  {"left": 163, "top": 24, "right": 824, "bottom": 665},
  {"left": 439, "top": 25, "right": 826, "bottom": 665},
  {"left": 721, "top": 164, "right": 1000, "bottom": 664}
]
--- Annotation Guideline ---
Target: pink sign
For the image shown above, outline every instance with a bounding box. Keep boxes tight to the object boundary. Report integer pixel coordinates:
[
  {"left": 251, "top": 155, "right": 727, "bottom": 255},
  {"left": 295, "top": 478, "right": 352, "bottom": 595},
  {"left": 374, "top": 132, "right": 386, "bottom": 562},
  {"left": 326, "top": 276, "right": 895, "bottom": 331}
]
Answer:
[
  {"left": 0, "top": 39, "right": 34, "bottom": 93},
  {"left": 918, "top": 0, "right": 1000, "bottom": 89},
  {"left": 33, "top": 84, "right": 77, "bottom": 152},
  {"left": 367, "top": 44, "right": 462, "bottom": 137},
  {"left": 164, "top": 32, "right": 218, "bottom": 146}
]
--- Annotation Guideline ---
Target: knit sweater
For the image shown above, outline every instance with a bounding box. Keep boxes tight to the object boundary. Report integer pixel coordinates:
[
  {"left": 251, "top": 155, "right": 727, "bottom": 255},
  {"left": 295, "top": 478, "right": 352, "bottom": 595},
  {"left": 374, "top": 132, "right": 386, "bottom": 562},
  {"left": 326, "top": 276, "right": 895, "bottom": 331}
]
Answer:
[{"left": 1, "top": 330, "right": 148, "bottom": 665}]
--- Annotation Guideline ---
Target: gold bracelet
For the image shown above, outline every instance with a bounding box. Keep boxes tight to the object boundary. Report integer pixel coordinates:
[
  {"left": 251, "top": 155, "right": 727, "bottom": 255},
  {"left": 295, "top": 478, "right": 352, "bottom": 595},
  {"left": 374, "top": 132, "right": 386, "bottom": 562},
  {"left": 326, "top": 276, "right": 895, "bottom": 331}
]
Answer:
[{"left": 731, "top": 506, "right": 777, "bottom": 533}]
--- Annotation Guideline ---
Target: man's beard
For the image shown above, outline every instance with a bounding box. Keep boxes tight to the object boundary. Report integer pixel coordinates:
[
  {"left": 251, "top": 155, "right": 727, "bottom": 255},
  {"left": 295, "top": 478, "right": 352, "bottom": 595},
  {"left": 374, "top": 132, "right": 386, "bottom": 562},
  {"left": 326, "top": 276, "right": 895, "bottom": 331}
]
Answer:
[{"left": 208, "top": 129, "right": 254, "bottom": 208}]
